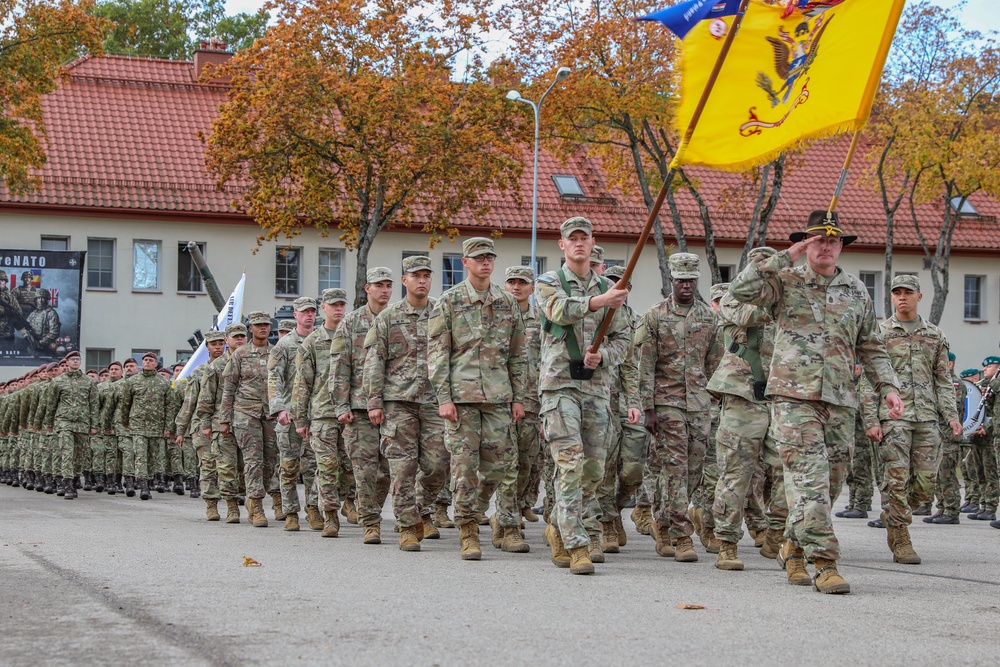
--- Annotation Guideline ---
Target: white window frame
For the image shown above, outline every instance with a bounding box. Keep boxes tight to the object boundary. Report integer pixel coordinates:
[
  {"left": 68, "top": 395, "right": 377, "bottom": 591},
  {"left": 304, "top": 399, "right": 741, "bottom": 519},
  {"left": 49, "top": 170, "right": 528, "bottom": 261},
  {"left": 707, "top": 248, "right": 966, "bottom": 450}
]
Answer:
[
  {"left": 275, "top": 246, "right": 303, "bottom": 297},
  {"left": 85, "top": 348, "right": 114, "bottom": 372},
  {"left": 318, "top": 248, "right": 345, "bottom": 291},
  {"left": 41, "top": 235, "right": 70, "bottom": 251},
  {"left": 964, "top": 274, "right": 986, "bottom": 322},
  {"left": 442, "top": 253, "right": 464, "bottom": 291},
  {"left": 859, "top": 271, "right": 883, "bottom": 318},
  {"left": 132, "top": 240, "right": 162, "bottom": 292}
]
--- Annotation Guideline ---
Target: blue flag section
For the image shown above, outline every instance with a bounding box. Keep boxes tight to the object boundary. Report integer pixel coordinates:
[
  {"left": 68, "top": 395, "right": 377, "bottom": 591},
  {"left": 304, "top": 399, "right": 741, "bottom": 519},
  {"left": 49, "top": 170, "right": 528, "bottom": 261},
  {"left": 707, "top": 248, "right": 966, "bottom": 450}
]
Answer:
[{"left": 638, "top": 0, "right": 742, "bottom": 39}]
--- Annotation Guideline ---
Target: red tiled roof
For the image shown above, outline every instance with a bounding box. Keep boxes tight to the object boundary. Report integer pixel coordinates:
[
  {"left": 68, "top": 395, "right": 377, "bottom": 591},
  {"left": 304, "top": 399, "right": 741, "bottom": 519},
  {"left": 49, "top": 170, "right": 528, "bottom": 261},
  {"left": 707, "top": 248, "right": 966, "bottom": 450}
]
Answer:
[{"left": 2, "top": 55, "right": 998, "bottom": 254}]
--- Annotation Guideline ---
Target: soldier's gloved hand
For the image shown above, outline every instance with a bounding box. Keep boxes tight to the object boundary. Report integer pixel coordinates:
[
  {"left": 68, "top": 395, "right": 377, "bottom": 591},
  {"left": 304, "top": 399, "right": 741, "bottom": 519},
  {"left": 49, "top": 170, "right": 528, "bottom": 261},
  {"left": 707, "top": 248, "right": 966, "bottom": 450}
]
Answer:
[
  {"left": 644, "top": 409, "right": 658, "bottom": 436},
  {"left": 949, "top": 420, "right": 962, "bottom": 437},
  {"left": 276, "top": 410, "right": 291, "bottom": 426}
]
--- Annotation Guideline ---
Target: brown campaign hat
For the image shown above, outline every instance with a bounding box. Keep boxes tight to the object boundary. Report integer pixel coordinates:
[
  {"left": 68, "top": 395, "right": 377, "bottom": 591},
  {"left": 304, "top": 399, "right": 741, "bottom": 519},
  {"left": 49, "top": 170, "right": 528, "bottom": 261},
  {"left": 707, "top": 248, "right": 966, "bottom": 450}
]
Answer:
[{"left": 789, "top": 210, "right": 857, "bottom": 246}]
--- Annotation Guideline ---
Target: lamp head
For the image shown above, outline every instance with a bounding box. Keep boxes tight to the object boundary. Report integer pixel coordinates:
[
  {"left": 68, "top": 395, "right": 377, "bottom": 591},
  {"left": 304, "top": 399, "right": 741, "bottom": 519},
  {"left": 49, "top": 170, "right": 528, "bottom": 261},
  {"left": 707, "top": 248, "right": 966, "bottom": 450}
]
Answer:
[
  {"left": 506, "top": 90, "right": 521, "bottom": 101},
  {"left": 555, "top": 67, "right": 571, "bottom": 82}
]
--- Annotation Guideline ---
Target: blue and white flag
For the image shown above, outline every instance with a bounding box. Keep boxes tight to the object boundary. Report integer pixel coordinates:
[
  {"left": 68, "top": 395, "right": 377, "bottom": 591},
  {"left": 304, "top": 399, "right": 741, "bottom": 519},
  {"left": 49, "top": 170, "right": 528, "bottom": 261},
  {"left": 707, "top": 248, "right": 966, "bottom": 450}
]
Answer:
[
  {"left": 175, "top": 273, "right": 245, "bottom": 383},
  {"left": 638, "top": 0, "right": 742, "bottom": 39}
]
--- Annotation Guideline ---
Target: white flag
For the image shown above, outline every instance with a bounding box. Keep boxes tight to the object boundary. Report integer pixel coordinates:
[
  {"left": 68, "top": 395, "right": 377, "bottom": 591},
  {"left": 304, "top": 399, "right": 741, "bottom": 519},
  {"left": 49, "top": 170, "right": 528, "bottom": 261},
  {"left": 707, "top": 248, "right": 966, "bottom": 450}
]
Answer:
[{"left": 175, "top": 273, "right": 246, "bottom": 383}]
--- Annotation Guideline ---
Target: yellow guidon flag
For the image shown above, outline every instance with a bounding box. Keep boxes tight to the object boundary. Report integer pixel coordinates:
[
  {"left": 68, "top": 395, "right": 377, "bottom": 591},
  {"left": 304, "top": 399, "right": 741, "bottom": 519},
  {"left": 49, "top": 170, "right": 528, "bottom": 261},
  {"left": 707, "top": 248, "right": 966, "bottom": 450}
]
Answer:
[{"left": 670, "top": 0, "right": 905, "bottom": 172}]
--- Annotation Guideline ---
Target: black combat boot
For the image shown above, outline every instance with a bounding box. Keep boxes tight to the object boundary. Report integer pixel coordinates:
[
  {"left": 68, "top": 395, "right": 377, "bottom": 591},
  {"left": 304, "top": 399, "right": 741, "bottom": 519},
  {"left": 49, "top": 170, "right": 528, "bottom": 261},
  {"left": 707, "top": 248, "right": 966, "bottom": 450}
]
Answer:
[
  {"left": 125, "top": 476, "right": 136, "bottom": 497},
  {"left": 172, "top": 474, "right": 185, "bottom": 495},
  {"left": 139, "top": 478, "right": 151, "bottom": 500},
  {"left": 35, "top": 473, "right": 45, "bottom": 492},
  {"left": 188, "top": 477, "right": 200, "bottom": 498},
  {"left": 56, "top": 477, "right": 66, "bottom": 497},
  {"left": 64, "top": 478, "right": 78, "bottom": 500},
  {"left": 94, "top": 473, "right": 105, "bottom": 493},
  {"left": 24, "top": 471, "right": 35, "bottom": 491},
  {"left": 72, "top": 475, "right": 82, "bottom": 489},
  {"left": 83, "top": 472, "right": 94, "bottom": 491},
  {"left": 43, "top": 474, "right": 56, "bottom": 494},
  {"left": 153, "top": 473, "right": 166, "bottom": 493},
  {"left": 106, "top": 475, "right": 117, "bottom": 495}
]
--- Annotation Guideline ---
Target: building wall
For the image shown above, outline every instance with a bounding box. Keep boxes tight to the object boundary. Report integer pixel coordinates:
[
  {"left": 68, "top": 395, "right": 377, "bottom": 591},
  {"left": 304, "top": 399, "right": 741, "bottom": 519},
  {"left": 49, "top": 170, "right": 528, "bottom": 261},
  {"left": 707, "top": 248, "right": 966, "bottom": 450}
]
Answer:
[{"left": 2, "top": 210, "right": 998, "bottom": 380}]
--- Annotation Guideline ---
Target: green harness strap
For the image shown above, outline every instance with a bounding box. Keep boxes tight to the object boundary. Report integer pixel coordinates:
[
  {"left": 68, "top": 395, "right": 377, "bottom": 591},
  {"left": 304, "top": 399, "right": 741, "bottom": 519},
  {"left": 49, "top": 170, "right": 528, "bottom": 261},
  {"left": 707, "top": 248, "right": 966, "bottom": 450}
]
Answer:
[
  {"left": 726, "top": 326, "right": 766, "bottom": 383},
  {"left": 542, "top": 267, "right": 609, "bottom": 361}
]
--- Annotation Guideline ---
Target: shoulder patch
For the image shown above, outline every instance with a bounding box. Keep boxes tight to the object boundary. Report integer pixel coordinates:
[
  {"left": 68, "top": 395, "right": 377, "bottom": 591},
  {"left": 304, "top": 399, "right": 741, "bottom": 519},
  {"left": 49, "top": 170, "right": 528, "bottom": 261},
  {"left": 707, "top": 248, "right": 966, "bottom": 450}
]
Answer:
[{"left": 536, "top": 275, "right": 556, "bottom": 285}]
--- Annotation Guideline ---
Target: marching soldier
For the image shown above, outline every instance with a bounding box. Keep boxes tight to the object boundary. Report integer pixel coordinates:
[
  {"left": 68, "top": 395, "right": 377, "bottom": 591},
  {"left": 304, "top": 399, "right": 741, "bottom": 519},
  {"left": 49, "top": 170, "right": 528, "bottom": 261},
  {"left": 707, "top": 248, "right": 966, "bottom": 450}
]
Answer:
[
  {"left": 118, "top": 351, "right": 172, "bottom": 500},
  {"left": 44, "top": 351, "right": 98, "bottom": 499}
]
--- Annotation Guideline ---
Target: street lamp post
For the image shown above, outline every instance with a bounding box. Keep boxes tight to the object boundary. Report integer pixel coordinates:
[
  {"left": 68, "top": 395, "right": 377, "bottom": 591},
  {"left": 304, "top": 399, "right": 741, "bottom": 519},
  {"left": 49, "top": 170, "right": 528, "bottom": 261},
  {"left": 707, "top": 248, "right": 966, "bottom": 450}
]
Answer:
[{"left": 506, "top": 67, "right": 571, "bottom": 287}]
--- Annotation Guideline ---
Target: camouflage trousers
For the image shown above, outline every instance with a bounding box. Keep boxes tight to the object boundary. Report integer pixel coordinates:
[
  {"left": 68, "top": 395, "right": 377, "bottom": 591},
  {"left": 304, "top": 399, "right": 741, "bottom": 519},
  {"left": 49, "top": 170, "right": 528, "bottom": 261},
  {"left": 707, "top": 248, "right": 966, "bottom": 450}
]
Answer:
[
  {"left": 960, "top": 444, "right": 980, "bottom": 506},
  {"left": 193, "top": 429, "right": 219, "bottom": 500},
  {"left": 181, "top": 436, "right": 198, "bottom": 478},
  {"left": 446, "top": 402, "right": 516, "bottom": 528},
  {"left": 57, "top": 431, "right": 88, "bottom": 479},
  {"left": 650, "top": 406, "right": 709, "bottom": 541},
  {"left": 846, "top": 415, "right": 877, "bottom": 512},
  {"left": 878, "top": 420, "right": 940, "bottom": 528},
  {"left": 513, "top": 412, "right": 541, "bottom": 512},
  {"left": 772, "top": 398, "right": 852, "bottom": 561},
  {"left": 233, "top": 413, "right": 277, "bottom": 500},
  {"left": 693, "top": 411, "right": 720, "bottom": 530},
  {"left": 712, "top": 396, "right": 787, "bottom": 543},
  {"left": 89, "top": 435, "right": 110, "bottom": 475},
  {"left": 132, "top": 435, "right": 163, "bottom": 480},
  {"left": 164, "top": 436, "right": 182, "bottom": 476},
  {"left": 118, "top": 433, "right": 134, "bottom": 477},
  {"left": 381, "top": 401, "right": 449, "bottom": 528},
  {"left": 310, "top": 418, "right": 352, "bottom": 513},
  {"left": 277, "top": 420, "right": 317, "bottom": 515},
  {"left": 743, "top": 458, "right": 769, "bottom": 533},
  {"left": 966, "top": 443, "right": 998, "bottom": 512},
  {"left": 212, "top": 430, "right": 243, "bottom": 500},
  {"left": 933, "top": 430, "right": 963, "bottom": 517},
  {"left": 343, "top": 411, "right": 389, "bottom": 527},
  {"left": 540, "top": 389, "right": 610, "bottom": 550},
  {"left": 597, "top": 412, "right": 648, "bottom": 522},
  {"left": 19, "top": 431, "right": 35, "bottom": 471}
]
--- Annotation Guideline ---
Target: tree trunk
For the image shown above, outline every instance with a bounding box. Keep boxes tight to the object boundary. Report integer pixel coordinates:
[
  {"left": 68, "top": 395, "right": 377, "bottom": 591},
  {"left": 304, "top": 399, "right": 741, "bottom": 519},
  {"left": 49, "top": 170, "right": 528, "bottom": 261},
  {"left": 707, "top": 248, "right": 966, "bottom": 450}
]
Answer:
[
  {"left": 755, "top": 154, "right": 784, "bottom": 247},
  {"left": 883, "top": 209, "right": 894, "bottom": 318},
  {"left": 353, "top": 233, "right": 375, "bottom": 310}
]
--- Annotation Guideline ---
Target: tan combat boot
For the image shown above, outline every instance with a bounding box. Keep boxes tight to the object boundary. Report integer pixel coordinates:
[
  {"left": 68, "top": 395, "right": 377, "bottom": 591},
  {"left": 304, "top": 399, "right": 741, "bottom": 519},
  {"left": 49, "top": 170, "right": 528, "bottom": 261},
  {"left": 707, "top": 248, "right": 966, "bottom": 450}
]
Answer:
[
  {"left": 270, "top": 491, "right": 285, "bottom": 521},
  {"left": 706, "top": 534, "right": 722, "bottom": 555},
  {"left": 248, "top": 498, "right": 268, "bottom": 528},
  {"left": 890, "top": 525, "right": 921, "bottom": 564},
  {"left": 433, "top": 503, "right": 454, "bottom": 529},
  {"left": 501, "top": 525, "right": 530, "bottom": 553},
  {"left": 589, "top": 535, "right": 605, "bottom": 563},
  {"left": 631, "top": 506, "right": 653, "bottom": 535},
  {"left": 614, "top": 515, "right": 628, "bottom": 547},
  {"left": 489, "top": 514, "right": 504, "bottom": 549},
  {"left": 674, "top": 536, "right": 698, "bottom": 563},
  {"left": 759, "top": 528, "right": 784, "bottom": 560},
  {"left": 749, "top": 528, "right": 765, "bottom": 548},
  {"left": 715, "top": 541, "right": 744, "bottom": 571},
  {"left": 689, "top": 507, "right": 707, "bottom": 547},
  {"left": 522, "top": 506, "right": 539, "bottom": 523},
  {"left": 399, "top": 525, "right": 421, "bottom": 552},
  {"left": 322, "top": 511, "right": 340, "bottom": 538},
  {"left": 546, "top": 524, "right": 570, "bottom": 568},
  {"left": 363, "top": 523, "right": 381, "bottom": 545},
  {"left": 460, "top": 522, "right": 482, "bottom": 561},
  {"left": 306, "top": 506, "right": 324, "bottom": 531},
  {"left": 205, "top": 499, "right": 221, "bottom": 522},
  {"left": 342, "top": 499, "right": 359, "bottom": 525},
  {"left": 569, "top": 546, "right": 594, "bottom": 575},
  {"left": 601, "top": 522, "right": 620, "bottom": 554},
  {"left": 284, "top": 512, "right": 300, "bottom": 531},
  {"left": 781, "top": 542, "right": 811, "bottom": 586},
  {"left": 422, "top": 515, "right": 440, "bottom": 540},
  {"left": 225, "top": 498, "right": 240, "bottom": 524},
  {"left": 654, "top": 521, "right": 675, "bottom": 557},
  {"left": 812, "top": 558, "right": 851, "bottom": 594}
]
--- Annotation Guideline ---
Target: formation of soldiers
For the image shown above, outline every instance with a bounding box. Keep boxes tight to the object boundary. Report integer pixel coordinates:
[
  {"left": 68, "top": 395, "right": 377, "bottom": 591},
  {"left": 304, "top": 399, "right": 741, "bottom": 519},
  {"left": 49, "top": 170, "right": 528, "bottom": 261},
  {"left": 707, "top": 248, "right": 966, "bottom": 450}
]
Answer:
[{"left": 2, "top": 212, "right": 999, "bottom": 594}]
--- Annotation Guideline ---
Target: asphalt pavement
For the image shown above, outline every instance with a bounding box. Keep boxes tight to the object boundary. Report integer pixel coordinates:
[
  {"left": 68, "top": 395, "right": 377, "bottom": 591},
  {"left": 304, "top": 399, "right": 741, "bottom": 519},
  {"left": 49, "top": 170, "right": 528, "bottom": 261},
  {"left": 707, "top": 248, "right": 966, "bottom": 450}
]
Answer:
[{"left": 2, "top": 483, "right": 999, "bottom": 666}]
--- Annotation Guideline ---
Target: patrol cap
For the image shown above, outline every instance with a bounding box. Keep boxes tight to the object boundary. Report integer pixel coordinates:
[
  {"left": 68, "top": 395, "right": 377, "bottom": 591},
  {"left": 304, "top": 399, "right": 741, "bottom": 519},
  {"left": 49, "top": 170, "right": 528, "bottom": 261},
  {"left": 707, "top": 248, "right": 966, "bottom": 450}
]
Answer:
[
  {"left": 64, "top": 350, "right": 81, "bottom": 360},
  {"left": 402, "top": 255, "right": 433, "bottom": 273},
  {"left": 982, "top": 356, "right": 1000, "bottom": 367},
  {"left": 278, "top": 319, "right": 295, "bottom": 332},
  {"left": 890, "top": 274, "right": 920, "bottom": 292},
  {"left": 590, "top": 245, "right": 605, "bottom": 264},
  {"left": 961, "top": 368, "right": 980, "bottom": 378},
  {"left": 948, "top": 351, "right": 956, "bottom": 362},
  {"left": 605, "top": 265, "right": 627, "bottom": 282},
  {"left": 225, "top": 322, "right": 248, "bottom": 336},
  {"left": 710, "top": 282, "right": 730, "bottom": 302},
  {"left": 366, "top": 267, "right": 393, "bottom": 284},
  {"left": 747, "top": 246, "right": 777, "bottom": 264},
  {"left": 247, "top": 311, "right": 271, "bottom": 326},
  {"left": 321, "top": 288, "right": 348, "bottom": 304},
  {"left": 505, "top": 266, "right": 535, "bottom": 282},
  {"left": 560, "top": 216, "right": 592, "bottom": 238},
  {"left": 789, "top": 210, "right": 857, "bottom": 246},
  {"left": 141, "top": 350, "right": 158, "bottom": 361},
  {"left": 462, "top": 237, "right": 495, "bottom": 258},
  {"left": 204, "top": 330, "right": 226, "bottom": 343},
  {"left": 292, "top": 296, "right": 318, "bottom": 312},
  {"left": 668, "top": 252, "right": 701, "bottom": 280}
]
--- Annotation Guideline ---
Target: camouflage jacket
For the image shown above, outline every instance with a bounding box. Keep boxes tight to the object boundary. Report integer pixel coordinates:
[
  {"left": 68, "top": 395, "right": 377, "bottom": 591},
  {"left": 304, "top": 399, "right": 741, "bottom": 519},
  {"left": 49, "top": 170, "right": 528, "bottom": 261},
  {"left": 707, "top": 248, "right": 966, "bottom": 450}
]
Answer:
[
  {"left": 707, "top": 295, "right": 776, "bottom": 403},
  {"left": 44, "top": 370, "right": 98, "bottom": 433},
  {"left": 639, "top": 294, "right": 721, "bottom": 412},
  {"left": 19, "top": 380, "right": 42, "bottom": 430},
  {"left": 98, "top": 376, "right": 124, "bottom": 433},
  {"left": 27, "top": 307, "right": 60, "bottom": 347},
  {"left": 268, "top": 328, "right": 307, "bottom": 418},
  {"left": 195, "top": 353, "right": 230, "bottom": 431},
  {"left": 0, "top": 289, "right": 24, "bottom": 339},
  {"left": 220, "top": 342, "right": 273, "bottom": 423},
  {"left": 857, "top": 373, "right": 881, "bottom": 431},
  {"left": 30, "top": 379, "right": 53, "bottom": 430},
  {"left": 535, "top": 268, "right": 629, "bottom": 399},
  {"left": 428, "top": 279, "right": 527, "bottom": 406},
  {"left": 363, "top": 298, "right": 436, "bottom": 409},
  {"left": 173, "top": 366, "right": 208, "bottom": 436},
  {"left": 118, "top": 370, "right": 171, "bottom": 436},
  {"left": 520, "top": 303, "right": 542, "bottom": 414},
  {"left": 96, "top": 380, "right": 114, "bottom": 432},
  {"left": 609, "top": 304, "right": 641, "bottom": 414},
  {"left": 877, "top": 315, "right": 958, "bottom": 424},
  {"left": 729, "top": 251, "right": 899, "bottom": 408},
  {"left": 330, "top": 305, "right": 379, "bottom": 416},
  {"left": 292, "top": 326, "right": 337, "bottom": 423}
]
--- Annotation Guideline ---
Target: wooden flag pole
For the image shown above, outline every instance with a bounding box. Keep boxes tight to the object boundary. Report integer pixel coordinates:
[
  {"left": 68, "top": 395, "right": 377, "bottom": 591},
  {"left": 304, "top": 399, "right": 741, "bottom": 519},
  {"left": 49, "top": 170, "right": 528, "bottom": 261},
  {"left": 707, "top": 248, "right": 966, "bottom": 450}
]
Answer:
[
  {"left": 827, "top": 128, "right": 863, "bottom": 214},
  {"left": 588, "top": 0, "right": 751, "bottom": 354}
]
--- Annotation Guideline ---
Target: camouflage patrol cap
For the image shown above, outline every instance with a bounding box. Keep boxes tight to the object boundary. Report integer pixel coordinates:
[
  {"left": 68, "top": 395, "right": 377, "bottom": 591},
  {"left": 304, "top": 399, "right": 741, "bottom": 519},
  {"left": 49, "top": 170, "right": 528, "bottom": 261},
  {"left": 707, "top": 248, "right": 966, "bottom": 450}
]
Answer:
[
  {"left": 790, "top": 210, "right": 857, "bottom": 246},
  {"left": 402, "top": 255, "right": 433, "bottom": 273},
  {"left": 890, "top": 274, "right": 920, "bottom": 292},
  {"left": 560, "top": 216, "right": 592, "bottom": 238},
  {"left": 292, "top": 296, "right": 318, "bottom": 312},
  {"left": 982, "top": 356, "right": 1000, "bottom": 367},
  {"left": 278, "top": 319, "right": 296, "bottom": 332},
  {"left": 366, "top": 267, "right": 393, "bottom": 284},
  {"left": 590, "top": 245, "right": 605, "bottom": 264},
  {"left": 505, "top": 266, "right": 535, "bottom": 282},
  {"left": 247, "top": 311, "right": 271, "bottom": 326},
  {"left": 225, "top": 322, "right": 248, "bottom": 336},
  {"left": 747, "top": 246, "right": 778, "bottom": 263},
  {"left": 321, "top": 288, "right": 348, "bottom": 304},
  {"left": 203, "top": 330, "right": 226, "bottom": 343},
  {"left": 961, "top": 368, "right": 980, "bottom": 378},
  {"left": 605, "top": 265, "right": 627, "bottom": 281},
  {"left": 462, "top": 237, "right": 495, "bottom": 258},
  {"left": 710, "top": 282, "right": 730, "bottom": 302},
  {"left": 668, "top": 252, "right": 701, "bottom": 280}
]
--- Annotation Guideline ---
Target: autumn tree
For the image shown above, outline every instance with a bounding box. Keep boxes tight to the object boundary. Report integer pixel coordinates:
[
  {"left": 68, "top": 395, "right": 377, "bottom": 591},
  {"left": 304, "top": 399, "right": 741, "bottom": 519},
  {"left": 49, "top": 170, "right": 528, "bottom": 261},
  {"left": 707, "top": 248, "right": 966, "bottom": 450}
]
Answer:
[
  {"left": 203, "top": 0, "right": 525, "bottom": 307},
  {"left": 0, "top": 0, "right": 109, "bottom": 194}
]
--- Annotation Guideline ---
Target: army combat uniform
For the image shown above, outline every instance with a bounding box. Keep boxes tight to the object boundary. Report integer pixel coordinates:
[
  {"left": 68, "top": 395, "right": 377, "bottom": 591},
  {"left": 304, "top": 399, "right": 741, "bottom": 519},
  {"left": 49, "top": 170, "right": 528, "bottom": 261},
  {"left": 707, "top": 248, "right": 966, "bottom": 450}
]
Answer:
[{"left": 44, "top": 356, "right": 98, "bottom": 498}]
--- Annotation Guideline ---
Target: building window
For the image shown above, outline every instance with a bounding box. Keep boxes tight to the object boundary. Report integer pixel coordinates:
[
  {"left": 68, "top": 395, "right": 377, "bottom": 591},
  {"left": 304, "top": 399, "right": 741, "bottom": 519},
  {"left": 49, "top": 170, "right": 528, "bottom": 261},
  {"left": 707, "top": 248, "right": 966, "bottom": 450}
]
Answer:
[
  {"left": 275, "top": 247, "right": 302, "bottom": 297},
  {"left": 87, "top": 238, "right": 115, "bottom": 289},
  {"left": 175, "top": 350, "right": 193, "bottom": 365},
  {"left": 552, "top": 174, "right": 584, "bottom": 197},
  {"left": 442, "top": 254, "right": 464, "bottom": 290},
  {"left": 177, "top": 242, "right": 205, "bottom": 293},
  {"left": 718, "top": 265, "right": 735, "bottom": 282},
  {"left": 964, "top": 275, "right": 985, "bottom": 321},
  {"left": 318, "top": 248, "right": 344, "bottom": 291},
  {"left": 85, "top": 348, "right": 113, "bottom": 372},
  {"left": 132, "top": 240, "right": 161, "bottom": 292},
  {"left": 131, "top": 349, "right": 160, "bottom": 366},
  {"left": 950, "top": 196, "right": 979, "bottom": 218},
  {"left": 521, "top": 256, "right": 547, "bottom": 277},
  {"left": 859, "top": 271, "right": 882, "bottom": 317},
  {"left": 41, "top": 236, "right": 69, "bottom": 251}
]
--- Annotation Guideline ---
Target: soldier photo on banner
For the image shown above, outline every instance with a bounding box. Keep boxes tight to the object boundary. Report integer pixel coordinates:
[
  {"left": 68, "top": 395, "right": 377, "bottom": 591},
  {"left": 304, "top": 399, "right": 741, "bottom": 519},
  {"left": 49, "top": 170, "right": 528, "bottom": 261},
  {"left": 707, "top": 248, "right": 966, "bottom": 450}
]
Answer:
[{"left": 0, "top": 249, "right": 85, "bottom": 364}]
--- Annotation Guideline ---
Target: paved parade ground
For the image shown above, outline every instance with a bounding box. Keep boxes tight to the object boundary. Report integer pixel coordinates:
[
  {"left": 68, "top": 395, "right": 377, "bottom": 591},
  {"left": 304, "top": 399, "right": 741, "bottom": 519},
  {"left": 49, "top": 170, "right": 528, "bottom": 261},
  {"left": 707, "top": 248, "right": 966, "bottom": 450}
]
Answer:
[{"left": 2, "top": 484, "right": 999, "bottom": 666}]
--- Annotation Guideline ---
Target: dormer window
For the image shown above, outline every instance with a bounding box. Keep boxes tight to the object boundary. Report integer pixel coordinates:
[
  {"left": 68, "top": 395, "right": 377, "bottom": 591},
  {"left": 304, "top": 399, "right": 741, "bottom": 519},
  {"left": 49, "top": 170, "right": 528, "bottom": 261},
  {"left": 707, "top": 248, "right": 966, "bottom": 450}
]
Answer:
[
  {"left": 950, "top": 196, "right": 979, "bottom": 218},
  {"left": 553, "top": 174, "right": 584, "bottom": 197}
]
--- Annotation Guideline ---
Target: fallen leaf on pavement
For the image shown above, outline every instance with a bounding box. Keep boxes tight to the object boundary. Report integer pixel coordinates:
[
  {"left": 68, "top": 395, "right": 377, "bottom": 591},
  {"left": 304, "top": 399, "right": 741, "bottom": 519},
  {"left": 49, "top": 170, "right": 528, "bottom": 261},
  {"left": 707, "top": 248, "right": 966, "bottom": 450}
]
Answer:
[{"left": 243, "top": 556, "right": 262, "bottom": 567}]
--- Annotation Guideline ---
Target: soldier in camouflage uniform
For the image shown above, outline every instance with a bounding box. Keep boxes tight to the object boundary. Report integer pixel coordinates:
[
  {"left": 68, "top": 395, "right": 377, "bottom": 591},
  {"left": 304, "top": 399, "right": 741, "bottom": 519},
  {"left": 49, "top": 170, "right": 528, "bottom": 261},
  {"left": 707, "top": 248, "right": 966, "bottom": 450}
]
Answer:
[
  {"left": 44, "top": 351, "right": 98, "bottom": 499},
  {"left": 269, "top": 296, "right": 321, "bottom": 532},
  {"left": 640, "top": 252, "right": 721, "bottom": 563},
  {"left": 364, "top": 256, "right": 449, "bottom": 551},
  {"left": 103, "top": 357, "right": 139, "bottom": 496},
  {"left": 536, "top": 218, "right": 631, "bottom": 574},
  {"left": 428, "top": 237, "right": 528, "bottom": 561},
  {"left": 118, "top": 351, "right": 172, "bottom": 500},
  {"left": 964, "top": 358, "right": 998, "bottom": 522},
  {"left": 729, "top": 211, "right": 902, "bottom": 594},
  {"left": 332, "top": 268, "right": 393, "bottom": 544},
  {"left": 26, "top": 290, "right": 60, "bottom": 357},
  {"left": 989, "top": 357, "right": 1000, "bottom": 529},
  {"left": 924, "top": 353, "right": 966, "bottom": 524},
  {"left": 220, "top": 311, "right": 277, "bottom": 527},
  {"left": 293, "top": 288, "right": 354, "bottom": 538}
]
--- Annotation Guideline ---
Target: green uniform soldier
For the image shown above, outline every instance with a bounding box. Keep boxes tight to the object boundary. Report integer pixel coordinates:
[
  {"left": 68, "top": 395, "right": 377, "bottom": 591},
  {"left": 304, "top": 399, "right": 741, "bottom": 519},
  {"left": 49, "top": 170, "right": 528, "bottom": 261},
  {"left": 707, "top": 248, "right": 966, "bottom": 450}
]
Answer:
[
  {"left": 43, "top": 351, "right": 98, "bottom": 499},
  {"left": 103, "top": 357, "right": 139, "bottom": 496},
  {"left": 118, "top": 351, "right": 172, "bottom": 500},
  {"left": 838, "top": 369, "right": 880, "bottom": 520},
  {"left": 968, "top": 357, "right": 999, "bottom": 521},
  {"left": 924, "top": 353, "right": 966, "bottom": 524}
]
